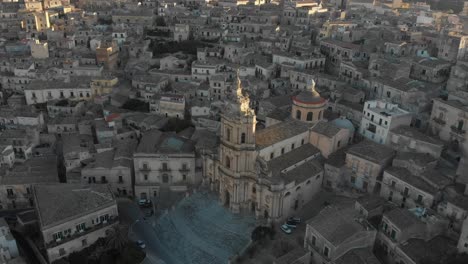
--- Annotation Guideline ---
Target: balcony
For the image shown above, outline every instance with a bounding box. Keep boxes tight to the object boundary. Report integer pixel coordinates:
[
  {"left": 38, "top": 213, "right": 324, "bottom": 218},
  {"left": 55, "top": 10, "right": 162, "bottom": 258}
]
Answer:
[
  {"left": 432, "top": 117, "right": 446, "bottom": 125},
  {"left": 159, "top": 167, "right": 171, "bottom": 172},
  {"left": 7, "top": 193, "right": 16, "bottom": 199},
  {"left": 450, "top": 125, "right": 466, "bottom": 135},
  {"left": 179, "top": 167, "right": 190, "bottom": 173},
  {"left": 139, "top": 166, "right": 151, "bottom": 172},
  {"left": 46, "top": 216, "right": 119, "bottom": 249}
]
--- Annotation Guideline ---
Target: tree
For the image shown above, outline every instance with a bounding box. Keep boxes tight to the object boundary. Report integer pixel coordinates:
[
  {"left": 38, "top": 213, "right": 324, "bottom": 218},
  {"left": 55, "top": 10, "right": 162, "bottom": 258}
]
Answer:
[
  {"left": 122, "top": 99, "right": 149, "bottom": 112},
  {"left": 155, "top": 16, "right": 166, "bottom": 27},
  {"left": 106, "top": 225, "right": 128, "bottom": 252}
]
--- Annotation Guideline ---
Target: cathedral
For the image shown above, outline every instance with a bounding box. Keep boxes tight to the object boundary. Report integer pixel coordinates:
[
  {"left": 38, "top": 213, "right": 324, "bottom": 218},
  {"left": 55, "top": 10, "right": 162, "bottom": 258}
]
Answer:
[{"left": 204, "top": 72, "right": 353, "bottom": 221}]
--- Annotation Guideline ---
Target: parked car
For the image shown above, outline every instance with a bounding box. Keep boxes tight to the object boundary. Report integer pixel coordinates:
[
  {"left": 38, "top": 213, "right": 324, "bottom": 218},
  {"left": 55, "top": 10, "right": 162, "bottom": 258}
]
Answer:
[
  {"left": 280, "top": 224, "right": 292, "bottom": 234},
  {"left": 285, "top": 220, "right": 297, "bottom": 228},
  {"left": 287, "top": 217, "right": 301, "bottom": 224},
  {"left": 138, "top": 199, "right": 151, "bottom": 207},
  {"left": 136, "top": 240, "right": 146, "bottom": 249}
]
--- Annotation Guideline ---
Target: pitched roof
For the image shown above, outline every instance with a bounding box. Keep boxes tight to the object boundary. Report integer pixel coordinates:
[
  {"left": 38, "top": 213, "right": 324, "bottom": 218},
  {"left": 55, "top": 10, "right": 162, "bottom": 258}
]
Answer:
[
  {"left": 346, "top": 140, "right": 394, "bottom": 164},
  {"left": 136, "top": 130, "right": 195, "bottom": 154},
  {"left": 34, "top": 184, "right": 115, "bottom": 228},
  {"left": 256, "top": 119, "right": 310, "bottom": 149},
  {"left": 311, "top": 121, "right": 342, "bottom": 138},
  {"left": 385, "top": 167, "right": 438, "bottom": 195},
  {"left": 384, "top": 208, "right": 421, "bottom": 229},
  {"left": 307, "top": 206, "right": 373, "bottom": 247}
]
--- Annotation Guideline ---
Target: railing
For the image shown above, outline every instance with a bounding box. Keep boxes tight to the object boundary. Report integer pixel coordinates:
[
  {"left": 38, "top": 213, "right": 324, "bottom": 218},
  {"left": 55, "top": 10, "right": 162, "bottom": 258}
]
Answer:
[
  {"left": 450, "top": 125, "right": 466, "bottom": 135},
  {"left": 179, "top": 168, "right": 190, "bottom": 172},
  {"left": 46, "top": 216, "right": 119, "bottom": 248},
  {"left": 432, "top": 117, "right": 446, "bottom": 125},
  {"left": 159, "top": 167, "right": 171, "bottom": 172},
  {"left": 139, "top": 167, "right": 151, "bottom": 171}
]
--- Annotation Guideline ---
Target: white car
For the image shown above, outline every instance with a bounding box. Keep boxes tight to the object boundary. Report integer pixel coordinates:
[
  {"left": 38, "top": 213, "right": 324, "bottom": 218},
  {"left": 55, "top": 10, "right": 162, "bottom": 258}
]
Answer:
[
  {"left": 136, "top": 240, "right": 146, "bottom": 249},
  {"left": 280, "top": 224, "right": 292, "bottom": 234}
]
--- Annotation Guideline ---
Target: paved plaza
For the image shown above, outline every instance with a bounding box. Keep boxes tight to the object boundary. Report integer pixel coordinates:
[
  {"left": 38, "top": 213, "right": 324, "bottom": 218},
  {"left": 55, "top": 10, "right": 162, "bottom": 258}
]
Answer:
[{"left": 152, "top": 190, "right": 256, "bottom": 264}]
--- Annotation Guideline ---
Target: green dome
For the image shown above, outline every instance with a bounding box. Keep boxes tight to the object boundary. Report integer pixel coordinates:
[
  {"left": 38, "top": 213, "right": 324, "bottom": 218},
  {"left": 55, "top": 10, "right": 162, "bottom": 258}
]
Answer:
[{"left": 332, "top": 117, "right": 355, "bottom": 133}]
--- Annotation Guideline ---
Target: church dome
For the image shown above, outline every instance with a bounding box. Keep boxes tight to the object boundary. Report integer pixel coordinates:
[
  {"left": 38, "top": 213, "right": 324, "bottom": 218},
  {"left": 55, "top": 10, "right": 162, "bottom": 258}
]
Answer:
[
  {"left": 332, "top": 117, "right": 355, "bottom": 133},
  {"left": 292, "top": 80, "right": 326, "bottom": 105}
]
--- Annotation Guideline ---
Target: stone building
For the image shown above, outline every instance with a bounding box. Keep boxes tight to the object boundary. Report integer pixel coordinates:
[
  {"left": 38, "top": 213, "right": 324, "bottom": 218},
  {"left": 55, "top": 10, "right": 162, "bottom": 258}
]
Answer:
[
  {"left": 33, "top": 184, "right": 118, "bottom": 263},
  {"left": 360, "top": 100, "right": 412, "bottom": 145},
  {"left": 205, "top": 73, "right": 324, "bottom": 221},
  {"left": 133, "top": 130, "right": 197, "bottom": 200},
  {"left": 304, "top": 205, "right": 377, "bottom": 264}
]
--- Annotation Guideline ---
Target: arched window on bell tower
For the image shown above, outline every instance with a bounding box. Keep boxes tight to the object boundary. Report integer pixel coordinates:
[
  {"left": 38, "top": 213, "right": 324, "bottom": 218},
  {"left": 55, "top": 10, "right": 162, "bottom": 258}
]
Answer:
[
  {"left": 241, "top": 132, "right": 246, "bottom": 144},
  {"left": 306, "top": 112, "right": 313, "bottom": 121},
  {"left": 225, "top": 156, "right": 231, "bottom": 169}
]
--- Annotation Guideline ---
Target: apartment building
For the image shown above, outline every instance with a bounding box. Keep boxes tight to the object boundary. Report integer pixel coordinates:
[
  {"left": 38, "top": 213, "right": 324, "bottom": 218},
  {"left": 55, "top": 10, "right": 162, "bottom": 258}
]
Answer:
[
  {"left": 33, "top": 184, "right": 118, "bottom": 262},
  {"left": 360, "top": 100, "right": 412, "bottom": 144}
]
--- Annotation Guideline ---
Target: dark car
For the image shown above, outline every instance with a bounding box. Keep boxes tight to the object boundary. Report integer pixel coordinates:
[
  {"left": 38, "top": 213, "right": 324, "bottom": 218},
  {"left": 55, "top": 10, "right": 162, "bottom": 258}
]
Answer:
[
  {"left": 138, "top": 199, "right": 151, "bottom": 208},
  {"left": 285, "top": 220, "right": 297, "bottom": 228},
  {"left": 287, "top": 217, "right": 301, "bottom": 225}
]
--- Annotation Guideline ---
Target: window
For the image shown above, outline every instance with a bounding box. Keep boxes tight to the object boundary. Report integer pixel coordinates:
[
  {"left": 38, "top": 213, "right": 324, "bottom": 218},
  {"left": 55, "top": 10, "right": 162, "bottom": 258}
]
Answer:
[
  {"left": 59, "top": 248, "right": 66, "bottom": 256},
  {"left": 323, "top": 246, "right": 329, "bottom": 257},
  {"left": 291, "top": 143, "right": 295, "bottom": 150},
  {"left": 301, "top": 139, "right": 305, "bottom": 145},
  {"left": 296, "top": 110, "right": 301, "bottom": 119},
  {"left": 403, "top": 187, "right": 409, "bottom": 196},
  {"left": 306, "top": 112, "right": 313, "bottom": 121},
  {"left": 281, "top": 148, "right": 285, "bottom": 154},
  {"left": 53, "top": 232, "right": 63, "bottom": 241},
  {"left": 144, "top": 174, "right": 148, "bottom": 180},
  {"left": 162, "top": 174, "right": 169, "bottom": 183},
  {"left": 226, "top": 128, "right": 231, "bottom": 141},
  {"left": 225, "top": 156, "right": 231, "bottom": 168},
  {"left": 119, "top": 176, "right": 123, "bottom": 183},
  {"left": 337, "top": 140, "right": 341, "bottom": 148},
  {"left": 417, "top": 194, "right": 423, "bottom": 203},
  {"left": 76, "top": 223, "right": 86, "bottom": 233},
  {"left": 270, "top": 152, "right": 274, "bottom": 159},
  {"left": 312, "top": 235, "right": 316, "bottom": 246},
  {"left": 351, "top": 176, "right": 356, "bottom": 184},
  {"left": 241, "top": 133, "right": 246, "bottom": 143},
  {"left": 183, "top": 174, "right": 187, "bottom": 181},
  {"left": 162, "top": 163, "right": 168, "bottom": 171},
  {"left": 391, "top": 181, "right": 396, "bottom": 187},
  {"left": 82, "top": 239, "right": 87, "bottom": 246},
  {"left": 390, "top": 229, "right": 396, "bottom": 239},
  {"left": 386, "top": 91, "right": 391, "bottom": 98}
]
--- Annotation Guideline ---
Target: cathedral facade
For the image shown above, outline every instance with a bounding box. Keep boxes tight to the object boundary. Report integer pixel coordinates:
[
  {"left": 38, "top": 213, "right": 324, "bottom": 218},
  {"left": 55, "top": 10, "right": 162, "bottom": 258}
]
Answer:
[{"left": 204, "top": 75, "right": 340, "bottom": 222}]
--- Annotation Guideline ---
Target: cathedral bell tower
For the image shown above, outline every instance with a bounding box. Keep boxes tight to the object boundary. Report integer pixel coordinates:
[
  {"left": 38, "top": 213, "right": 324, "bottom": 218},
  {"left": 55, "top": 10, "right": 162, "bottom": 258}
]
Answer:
[{"left": 218, "top": 70, "right": 258, "bottom": 213}]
